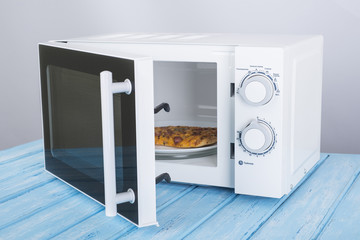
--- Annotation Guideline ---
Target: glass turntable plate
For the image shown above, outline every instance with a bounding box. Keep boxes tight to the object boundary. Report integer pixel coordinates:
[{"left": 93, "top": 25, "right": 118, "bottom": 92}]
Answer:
[{"left": 155, "top": 144, "right": 217, "bottom": 160}]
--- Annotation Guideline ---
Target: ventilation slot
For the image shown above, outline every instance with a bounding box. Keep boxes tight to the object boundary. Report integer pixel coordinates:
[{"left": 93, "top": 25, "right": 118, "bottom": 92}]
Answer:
[{"left": 230, "top": 143, "right": 235, "bottom": 159}]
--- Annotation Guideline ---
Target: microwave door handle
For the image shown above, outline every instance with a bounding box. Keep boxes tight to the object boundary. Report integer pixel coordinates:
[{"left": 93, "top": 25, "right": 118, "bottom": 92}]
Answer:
[{"left": 100, "top": 70, "right": 135, "bottom": 217}]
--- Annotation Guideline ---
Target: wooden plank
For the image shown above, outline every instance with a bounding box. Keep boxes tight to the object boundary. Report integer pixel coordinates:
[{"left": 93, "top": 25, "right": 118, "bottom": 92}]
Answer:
[
  {"left": 315, "top": 155, "right": 360, "bottom": 240},
  {"left": 0, "top": 169, "right": 54, "bottom": 204},
  {"left": 183, "top": 154, "right": 328, "bottom": 239},
  {"left": 51, "top": 182, "right": 195, "bottom": 240},
  {"left": 0, "top": 152, "right": 43, "bottom": 182},
  {"left": 156, "top": 182, "right": 196, "bottom": 209},
  {"left": 0, "top": 193, "right": 103, "bottom": 240},
  {"left": 184, "top": 194, "right": 279, "bottom": 240},
  {"left": 0, "top": 140, "right": 42, "bottom": 164},
  {"left": 52, "top": 211, "right": 132, "bottom": 240},
  {"left": 246, "top": 154, "right": 360, "bottom": 240},
  {"left": 114, "top": 186, "right": 234, "bottom": 240},
  {"left": 0, "top": 180, "right": 78, "bottom": 231}
]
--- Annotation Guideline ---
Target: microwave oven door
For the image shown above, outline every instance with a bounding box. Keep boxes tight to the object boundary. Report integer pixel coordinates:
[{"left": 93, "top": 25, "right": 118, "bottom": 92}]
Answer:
[{"left": 39, "top": 43, "right": 157, "bottom": 227}]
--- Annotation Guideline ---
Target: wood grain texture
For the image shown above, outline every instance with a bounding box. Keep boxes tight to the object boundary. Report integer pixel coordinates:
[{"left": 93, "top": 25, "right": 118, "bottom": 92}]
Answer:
[
  {"left": 52, "top": 183, "right": 194, "bottom": 240},
  {"left": 0, "top": 170, "right": 54, "bottom": 204},
  {"left": 184, "top": 154, "right": 329, "bottom": 240},
  {"left": 249, "top": 154, "right": 360, "bottom": 240},
  {"left": 184, "top": 194, "right": 280, "bottom": 240},
  {"left": 0, "top": 140, "right": 359, "bottom": 240},
  {"left": 0, "top": 195, "right": 103, "bottom": 240},
  {"left": 0, "top": 181, "right": 78, "bottom": 231},
  {"left": 0, "top": 140, "right": 42, "bottom": 164},
  {"left": 116, "top": 186, "right": 234, "bottom": 240},
  {"left": 0, "top": 152, "right": 44, "bottom": 182},
  {"left": 316, "top": 155, "right": 360, "bottom": 240}
]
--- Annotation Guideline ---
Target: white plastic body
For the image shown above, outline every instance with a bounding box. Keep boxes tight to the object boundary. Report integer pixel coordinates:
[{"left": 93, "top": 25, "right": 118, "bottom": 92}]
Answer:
[
  {"left": 100, "top": 71, "right": 134, "bottom": 217},
  {"left": 234, "top": 37, "right": 323, "bottom": 197},
  {"left": 41, "top": 33, "right": 323, "bottom": 221}
]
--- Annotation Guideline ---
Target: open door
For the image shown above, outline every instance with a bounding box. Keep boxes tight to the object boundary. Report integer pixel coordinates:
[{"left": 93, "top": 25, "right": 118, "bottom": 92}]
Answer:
[{"left": 39, "top": 43, "right": 157, "bottom": 227}]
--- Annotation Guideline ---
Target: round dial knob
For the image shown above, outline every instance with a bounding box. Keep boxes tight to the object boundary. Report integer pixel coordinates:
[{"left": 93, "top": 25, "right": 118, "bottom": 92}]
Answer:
[
  {"left": 239, "top": 119, "right": 276, "bottom": 155},
  {"left": 239, "top": 73, "right": 275, "bottom": 106}
]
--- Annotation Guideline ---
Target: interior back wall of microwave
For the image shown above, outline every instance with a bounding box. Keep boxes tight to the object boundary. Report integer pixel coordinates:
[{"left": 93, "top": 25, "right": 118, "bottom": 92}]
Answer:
[
  {"left": 153, "top": 62, "right": 217, "bottom": 127},
  {"left": 1, "top": 0, "right": 360, "bottom": 154}
]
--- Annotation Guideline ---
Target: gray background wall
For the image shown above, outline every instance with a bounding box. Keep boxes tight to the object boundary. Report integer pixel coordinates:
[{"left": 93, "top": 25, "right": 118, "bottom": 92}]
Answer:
[{"left": 1, "top": 0, "right": 359, "bottom": 154}]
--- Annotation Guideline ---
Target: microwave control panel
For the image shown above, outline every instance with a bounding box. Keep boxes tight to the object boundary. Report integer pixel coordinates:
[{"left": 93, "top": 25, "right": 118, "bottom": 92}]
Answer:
[
  {"left": 234, "top": 46, "right": 284, "bottom": 198},
  {"left": 235, "top": 67, "right": 281, "bottom": 157}
]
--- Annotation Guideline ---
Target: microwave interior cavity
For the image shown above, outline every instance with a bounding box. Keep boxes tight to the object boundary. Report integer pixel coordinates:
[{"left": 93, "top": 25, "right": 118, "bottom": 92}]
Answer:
[{"left": 153, "top": 61, "right": 217, "bottom": 163}]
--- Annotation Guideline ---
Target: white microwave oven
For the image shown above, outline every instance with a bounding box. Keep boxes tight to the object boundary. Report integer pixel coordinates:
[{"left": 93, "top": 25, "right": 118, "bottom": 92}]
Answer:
[{"left": 39, "top": 33, "right": 323, "bottom": 227}]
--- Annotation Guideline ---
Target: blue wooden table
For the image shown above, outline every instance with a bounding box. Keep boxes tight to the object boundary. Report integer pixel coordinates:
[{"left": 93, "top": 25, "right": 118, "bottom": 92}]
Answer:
[{"left": 0, "top": 140, "right": 359, "bottom": 240}]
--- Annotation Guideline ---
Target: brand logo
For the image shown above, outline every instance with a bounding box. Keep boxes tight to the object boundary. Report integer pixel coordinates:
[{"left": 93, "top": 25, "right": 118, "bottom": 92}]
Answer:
[
  {"left": 244, "top": 162, "right": 254, "bottom": 165},
  {"left": 238, "top": 160, "right": 254, "bottom": 166}
]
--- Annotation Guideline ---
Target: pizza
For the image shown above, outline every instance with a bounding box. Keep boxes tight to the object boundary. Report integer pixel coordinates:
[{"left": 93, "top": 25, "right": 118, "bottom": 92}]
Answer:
[{"left": 155, "top": 126, "right": 217, "bottom": 148}]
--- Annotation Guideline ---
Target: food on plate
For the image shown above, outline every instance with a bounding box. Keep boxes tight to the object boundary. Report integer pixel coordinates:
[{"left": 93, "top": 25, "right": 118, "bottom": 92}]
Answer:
[{"left": 155, "top": 126, "right": 217, "bottom": 148}]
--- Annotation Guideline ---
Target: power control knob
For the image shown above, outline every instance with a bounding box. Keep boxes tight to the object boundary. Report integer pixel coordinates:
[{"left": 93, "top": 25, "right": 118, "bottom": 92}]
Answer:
[
  {"left": 238, "top": 119, "right": 276, "bottom": 155},
  {"left": 239, "top": 73, "right": 275, "bottom": 106}
]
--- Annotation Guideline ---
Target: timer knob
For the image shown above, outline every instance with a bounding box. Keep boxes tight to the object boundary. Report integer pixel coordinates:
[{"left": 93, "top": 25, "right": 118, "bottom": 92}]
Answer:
[
  {"left": 239, "top": 119, "right": 276, "bottom": 155},
  {"left": 239, "top": 73, "right": 275, "bottom": 106}
]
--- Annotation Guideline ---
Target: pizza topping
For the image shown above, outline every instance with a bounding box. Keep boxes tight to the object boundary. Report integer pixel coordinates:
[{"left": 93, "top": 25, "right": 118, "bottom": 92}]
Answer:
[
  {"left": 173, "top": 136, "right": 183, "bottom": 144},
  {"left": 155, "top": 126, "right": 217, "bottom": 148}
]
